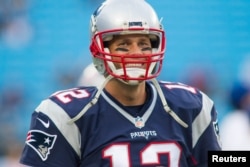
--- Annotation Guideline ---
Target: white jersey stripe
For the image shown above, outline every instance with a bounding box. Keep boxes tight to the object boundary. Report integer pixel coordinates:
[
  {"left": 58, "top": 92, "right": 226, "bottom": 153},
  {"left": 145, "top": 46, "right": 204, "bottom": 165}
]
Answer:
[
  {"left": 192, "top": 92, "right": 214, "bottom": 148},
  {"left": 35, "top": 99, "right": 81, "bottom": 157}
]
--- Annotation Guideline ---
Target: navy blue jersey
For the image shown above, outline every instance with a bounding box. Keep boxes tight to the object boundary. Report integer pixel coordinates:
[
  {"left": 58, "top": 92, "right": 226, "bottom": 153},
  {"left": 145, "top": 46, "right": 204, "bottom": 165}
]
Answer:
[{"left": 20, "top": 81, "right": 221, "bottom": 167}]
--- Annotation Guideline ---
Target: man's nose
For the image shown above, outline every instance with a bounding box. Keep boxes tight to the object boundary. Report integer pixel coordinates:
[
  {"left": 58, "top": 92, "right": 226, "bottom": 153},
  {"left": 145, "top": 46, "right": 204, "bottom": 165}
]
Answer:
[{"left": 129, "top": 43, "right": 143, "bottom": 55}]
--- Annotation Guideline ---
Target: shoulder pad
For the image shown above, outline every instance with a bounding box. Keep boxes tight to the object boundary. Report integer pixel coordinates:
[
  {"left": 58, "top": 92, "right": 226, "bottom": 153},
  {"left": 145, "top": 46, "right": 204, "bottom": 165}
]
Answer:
[{"left": 48, "top": 87, "right": 98, "bottom": 117}]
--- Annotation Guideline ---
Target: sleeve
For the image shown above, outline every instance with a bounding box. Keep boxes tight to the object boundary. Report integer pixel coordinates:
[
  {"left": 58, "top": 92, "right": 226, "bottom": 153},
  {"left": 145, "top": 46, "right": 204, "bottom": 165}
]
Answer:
[
  {"left": 19, "top": 99, "right": 81, "bottom": 167},
  {"left": 191, "top": 91, "right": 221, "bottom": 165}
]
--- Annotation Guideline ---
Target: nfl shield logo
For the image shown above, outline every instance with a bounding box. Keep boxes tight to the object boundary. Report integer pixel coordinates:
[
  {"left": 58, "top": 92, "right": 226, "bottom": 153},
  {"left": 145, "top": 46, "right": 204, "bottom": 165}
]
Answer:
[{"left": 134, "top": 116, "right": 144, "bottom": 129}]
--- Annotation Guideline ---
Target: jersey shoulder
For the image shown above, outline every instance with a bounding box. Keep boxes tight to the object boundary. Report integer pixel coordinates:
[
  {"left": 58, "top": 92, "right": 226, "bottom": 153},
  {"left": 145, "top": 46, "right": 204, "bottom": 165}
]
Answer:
[
  {"left": 37, "top": 86, "right": 98, "bottom": 118},
  {"left": 157, "top": 80, "right": 210, "bottom": 108}
]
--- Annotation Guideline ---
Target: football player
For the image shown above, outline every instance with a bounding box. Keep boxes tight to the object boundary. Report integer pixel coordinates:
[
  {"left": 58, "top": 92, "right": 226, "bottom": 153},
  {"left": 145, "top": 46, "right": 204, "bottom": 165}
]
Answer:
[{"left": 20, "top": 0, "right": 221, "bottom": 166}]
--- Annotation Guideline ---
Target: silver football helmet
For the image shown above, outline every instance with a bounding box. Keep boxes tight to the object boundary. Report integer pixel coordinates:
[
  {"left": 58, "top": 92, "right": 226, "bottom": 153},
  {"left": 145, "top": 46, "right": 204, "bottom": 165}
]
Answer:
[
  {"left": 89, "top": 0, "right": 166, "bottom": 85},
  {"left": 70, "top": 1, "right": 187, "bottom": 128}
]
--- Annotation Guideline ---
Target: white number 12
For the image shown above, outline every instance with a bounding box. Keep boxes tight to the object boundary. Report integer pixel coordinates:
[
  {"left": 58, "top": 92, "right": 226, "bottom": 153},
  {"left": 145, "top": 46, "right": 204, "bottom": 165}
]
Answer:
[{"left": 103, "top": 142, "right": 181, "bottom": 167}]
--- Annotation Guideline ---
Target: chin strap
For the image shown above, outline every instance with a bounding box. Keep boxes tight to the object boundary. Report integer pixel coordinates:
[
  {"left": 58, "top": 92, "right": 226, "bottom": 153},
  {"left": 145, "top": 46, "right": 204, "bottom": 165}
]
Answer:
[
  {"left": 151, "top": 78, "right": 189, "bottom": 128},
  {"left": 68, "top": 75, "right": 113, "bottom": 124}
]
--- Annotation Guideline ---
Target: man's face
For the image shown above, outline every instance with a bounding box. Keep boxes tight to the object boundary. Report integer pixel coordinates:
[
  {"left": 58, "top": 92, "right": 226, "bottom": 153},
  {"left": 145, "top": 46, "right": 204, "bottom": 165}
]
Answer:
[{"left": 107, "top": 34, "right": 152, "bottom": 70}]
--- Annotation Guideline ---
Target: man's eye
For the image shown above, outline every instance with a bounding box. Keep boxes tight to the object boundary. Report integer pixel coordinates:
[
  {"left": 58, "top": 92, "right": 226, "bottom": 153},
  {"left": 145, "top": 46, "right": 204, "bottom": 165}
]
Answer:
[
  {"left": 115, "top": 48, "right": 129, "bottom": 52},
  {"left": 141, "top": 47, "right": 152, "bottom": 51}
]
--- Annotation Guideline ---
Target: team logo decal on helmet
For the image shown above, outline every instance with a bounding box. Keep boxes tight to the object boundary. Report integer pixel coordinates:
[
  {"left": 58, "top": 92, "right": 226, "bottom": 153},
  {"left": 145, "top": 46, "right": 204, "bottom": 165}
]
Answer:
[
  {"left": 92, "top": 0, "right": 107, "bottom": 17},
  {"left": 26, "top": 130, "right": 57, "bottom": 161}
]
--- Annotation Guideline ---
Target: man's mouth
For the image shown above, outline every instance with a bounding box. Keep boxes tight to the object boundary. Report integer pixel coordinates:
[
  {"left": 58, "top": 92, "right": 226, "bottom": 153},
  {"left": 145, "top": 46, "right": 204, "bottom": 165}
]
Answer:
[{"left": 125, "top": 63, "right": 144, "bottom": 68}]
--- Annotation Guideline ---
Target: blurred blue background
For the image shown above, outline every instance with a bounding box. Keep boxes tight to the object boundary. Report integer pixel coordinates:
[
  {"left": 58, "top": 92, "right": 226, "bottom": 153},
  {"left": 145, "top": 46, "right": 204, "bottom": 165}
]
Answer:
[{"left": 0, "top": 0, "right": 250, "bottom": 165}]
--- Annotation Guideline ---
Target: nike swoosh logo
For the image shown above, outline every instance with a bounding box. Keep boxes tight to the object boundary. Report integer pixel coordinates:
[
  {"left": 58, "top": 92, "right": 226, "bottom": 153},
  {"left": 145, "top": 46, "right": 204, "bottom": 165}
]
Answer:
[{"left": 37, "top": 118, "right": 50, "bottom": 128}]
